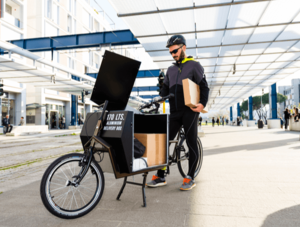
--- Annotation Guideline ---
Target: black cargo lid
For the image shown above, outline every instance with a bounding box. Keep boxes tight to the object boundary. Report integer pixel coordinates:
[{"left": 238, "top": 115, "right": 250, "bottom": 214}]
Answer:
[{"left": 91, "top": 51, "right": 141, "bottom": 111}]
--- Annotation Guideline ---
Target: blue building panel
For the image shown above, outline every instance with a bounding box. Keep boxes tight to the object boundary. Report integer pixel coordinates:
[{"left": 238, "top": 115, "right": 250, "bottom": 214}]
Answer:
[
  {"left": 270, "top": 83, "right": 278, "bottom": 119},
  {"left": 248, "top": 96, "right": 253, "bottom": 120},
  {"left": 4, "top": 30, "right": 139, "bottom": 52},
  {"left": 237, "top": 103, "right": 241, "bottom": 117},
  {"left": 132, "top": 86, "right": 159, "bottom": 92}
]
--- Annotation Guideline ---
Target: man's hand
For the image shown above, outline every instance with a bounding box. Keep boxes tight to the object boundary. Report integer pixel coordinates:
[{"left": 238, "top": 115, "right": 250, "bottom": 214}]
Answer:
[{"left": 190, "top": 103, "right": 204, "bottom": 113}]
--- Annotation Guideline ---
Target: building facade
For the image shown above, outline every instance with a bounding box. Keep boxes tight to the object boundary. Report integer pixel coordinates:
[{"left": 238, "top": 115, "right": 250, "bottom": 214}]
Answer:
[
  {"left": 278, "top": 79, "right": 300, "bottom": 114},
  {"left": 0, "top": 0, "right": 27, "bottom": 126},
  {"left": 0, "top": 0, "right": 139, "bottom": 129}
]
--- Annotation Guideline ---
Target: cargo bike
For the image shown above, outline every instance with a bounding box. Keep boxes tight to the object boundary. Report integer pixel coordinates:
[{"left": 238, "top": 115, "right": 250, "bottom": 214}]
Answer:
[{"left": 40, "top": 51, "right": 203, "bottom": 219}]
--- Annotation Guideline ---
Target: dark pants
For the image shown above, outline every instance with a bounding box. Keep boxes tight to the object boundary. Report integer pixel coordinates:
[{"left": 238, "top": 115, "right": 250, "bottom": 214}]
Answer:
[
  {"left": 62, "top": 123, "right": 65, "bottom": 129},
  {"left": 4, "top": 125, "right": 13, "bottom": 133},
  {"left": 284, "top": 119, "right": 289, "bottom": 129},
  {"left": 157, "top": 110, "right": 200, "bottom": 179}
]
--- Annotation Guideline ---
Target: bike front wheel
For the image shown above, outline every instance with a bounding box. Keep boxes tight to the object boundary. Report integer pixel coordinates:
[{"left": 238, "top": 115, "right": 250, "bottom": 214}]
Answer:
[
  {"left": 177, "top": 137, "right": 203, "bottom": 178},
  {"left": 40, "top": 153, "right": 104, "bottom": 219}
]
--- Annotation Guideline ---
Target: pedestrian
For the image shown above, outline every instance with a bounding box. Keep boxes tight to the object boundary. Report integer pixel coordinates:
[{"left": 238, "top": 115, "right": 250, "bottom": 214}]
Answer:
[
  {"left": 222, "top": 117, "right": 224, "bottom": 126},
  {"left": 212, "top": 117, "right": 215, "bottom": 127},
  {"left": 62, "top": 115, "right": 66, "bottom": 129},
  {"left": 199, "top": 116, "right": 202, "bottom": 127},
  {"left": 216, "top": 117, "right": 220, "bottom": 126},
  {"left": 206, "top": 120, "right": 207, "bottom": 125},
  {"left": 18, "top": 116, "right": 25, "bottom": 126},
  {"left": 284, "top": 108, "right": 291, "bottom": 130},
  {"left": 2, "top": 114, "right": 13, "bottom": 134},
  {"left": 294, "top": 108, "right": 299, "bottom": 122}
]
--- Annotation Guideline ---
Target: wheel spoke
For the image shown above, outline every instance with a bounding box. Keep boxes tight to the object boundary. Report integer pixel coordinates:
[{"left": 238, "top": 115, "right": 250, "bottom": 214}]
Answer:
[
  {"left": 60, "top": 168, "right": 70, "bottom": 180},
  {"left": 79, "top": 185, "right": 96, "bottom": 192},
  {"left": 69, "top": 191, "right": 74, "bottom": 210},
  {"left": 61, "top": 189, "right": 70, "bottom": 208},
  {"left": 54, "top": 191, "right": 69, "bottom": 204},
  {"left": 67, "top": 163, "right": 74, "bottom": 176},
  {"left": 50, "top": 181, "right": 65, "bottom": 187},
  {"left": 78, "top": 189, "right": 86, "bottom": 206},
  {"left": 81, "top": 173, "right": 93, "bottom": 184},
  {"left": 51, "top": 185, "right": 67, "bottom": 192}
]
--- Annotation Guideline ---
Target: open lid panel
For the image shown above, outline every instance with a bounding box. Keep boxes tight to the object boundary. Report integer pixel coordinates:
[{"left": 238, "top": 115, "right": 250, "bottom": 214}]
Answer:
[{"left": 91, "top": 50, "right": 141, "bottom": 111}]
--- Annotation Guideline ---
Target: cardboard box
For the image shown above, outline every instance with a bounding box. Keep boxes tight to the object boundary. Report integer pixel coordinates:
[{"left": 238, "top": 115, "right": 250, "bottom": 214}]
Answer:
[
  {"left": 134, "top": 133, "right": 166, "bottom": 167},
  {"left": 182, "top": 78, "right": 208, "bottom": 113}
]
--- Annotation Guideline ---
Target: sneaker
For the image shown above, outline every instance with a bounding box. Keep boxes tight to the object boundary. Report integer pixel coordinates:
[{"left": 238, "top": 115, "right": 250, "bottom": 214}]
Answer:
[
  {"left": 146, "top": 175, "right": 167, "bottom": 188},
  {"left": 180, "top": 176, "right": 196, "bottom": 191}
]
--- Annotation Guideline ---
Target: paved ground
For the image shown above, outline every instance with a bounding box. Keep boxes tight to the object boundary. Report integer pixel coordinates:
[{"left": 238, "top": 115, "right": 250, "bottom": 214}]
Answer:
[{"left": 0, "top": 126, "right": 299, "bottom": 227}]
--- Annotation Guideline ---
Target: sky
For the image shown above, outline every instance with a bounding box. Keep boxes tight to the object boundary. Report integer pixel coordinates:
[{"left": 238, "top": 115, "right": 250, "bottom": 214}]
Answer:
[{"left": 92, "top": 0, "right": 300, "bottom": 108}]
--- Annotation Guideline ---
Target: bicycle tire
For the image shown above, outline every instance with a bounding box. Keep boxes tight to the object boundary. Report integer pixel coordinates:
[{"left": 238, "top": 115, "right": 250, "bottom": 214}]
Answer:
[
  {"left": 40, "top": 153, "right": 104, "bottom": 219},
  {"left": 177, "top": 137, "right": 203, "bottom": 178}
]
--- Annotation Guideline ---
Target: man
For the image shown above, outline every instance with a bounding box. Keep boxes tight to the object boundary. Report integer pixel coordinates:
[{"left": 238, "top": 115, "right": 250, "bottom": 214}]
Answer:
[
  {"left": 18, "top": 116, "right": 25, "bottom": 126},
  {"left": 2, "top": 114, "right": 13, "bottom": 134},
  {"left": 146, "top": 35, "right": 209, "bottom": 191},
  {"left": 212, "top": 117, "right": 215, "bottom": 127},
  {"left": 62, "top": 115, "right": 66, "bottom": 129},
  {"left": 199, "top": 116, "right": 202, "bottom": 127}
]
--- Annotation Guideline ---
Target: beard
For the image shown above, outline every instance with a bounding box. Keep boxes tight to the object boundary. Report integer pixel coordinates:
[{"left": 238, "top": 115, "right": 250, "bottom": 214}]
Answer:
[{"left": 173, "top": 49, "right": 186, "bottom": 62}]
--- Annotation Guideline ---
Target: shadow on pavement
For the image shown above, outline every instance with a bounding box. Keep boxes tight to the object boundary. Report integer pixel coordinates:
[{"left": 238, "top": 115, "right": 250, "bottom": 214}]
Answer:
[
  {"left": 261, "top": 205, "right": 300, "bottom": 227},
  {"left": 204, "top": 128, "right": 258, "bottom": 135},
  {"left": 204, "top": 138, "right": 298, "bottom": 156}
]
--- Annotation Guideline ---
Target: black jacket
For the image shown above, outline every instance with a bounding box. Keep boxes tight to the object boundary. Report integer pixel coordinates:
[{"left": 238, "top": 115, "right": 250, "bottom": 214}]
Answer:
[
  {"left": 284, "top": 111, "right": 290, "bottom": 120},
  {"left": 2, "top": 118, "right": 10, "bottom": 126},
  {"left": 160, "top": 56, "right": 210, "bottom": 113}
]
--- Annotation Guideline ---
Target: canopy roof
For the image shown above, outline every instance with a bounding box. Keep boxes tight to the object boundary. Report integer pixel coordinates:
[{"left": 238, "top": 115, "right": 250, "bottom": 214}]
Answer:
[
  {"left": 0, "top": 40, "right": 95, "bottom": 95},
  {"left": 109, "top": 0, "right": 300, "bottom": 110}
]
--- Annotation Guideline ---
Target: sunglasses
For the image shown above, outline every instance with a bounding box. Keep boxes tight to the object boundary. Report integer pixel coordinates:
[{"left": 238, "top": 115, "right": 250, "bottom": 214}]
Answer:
[{"left": 169, "top": 46, "right": 182, "bottom": 55}]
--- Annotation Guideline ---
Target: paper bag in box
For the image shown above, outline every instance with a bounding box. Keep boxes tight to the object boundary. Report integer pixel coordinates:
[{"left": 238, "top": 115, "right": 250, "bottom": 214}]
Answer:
[
  {"left": 134, "top": 134, "right": 166, "bottom": 167},
  {"left": 182, "top": 78, "right": 208, "bottom": 114}
]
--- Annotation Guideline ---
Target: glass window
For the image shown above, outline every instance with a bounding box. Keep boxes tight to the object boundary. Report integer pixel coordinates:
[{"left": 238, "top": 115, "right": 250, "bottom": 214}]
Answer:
[
  {"left": 1, "top": 99, "right": 15, "bottom": 125},
  {"left": 73, "top": 0, "right": 76, "bottom": 16},
  {"left": 89, "top": 15, "right": 93, "bottom": 30},
  {"left": 67, "top": 15, "right": 72, "bottom": 32},
  {"left": 89, "top": 51, "right": 93, "bottom": 66},
  {"left": 57, "top": 6, "right": 60, "bottom": 24},
  {"left": 73, "top": 19, "right": 76, "bottom": 34},
  {"left": 82, "top": 10, "right": 89, "bottom": 28},
  {"left": 95, "top": 20, "right": 100, "bottom": 32},
  {"left": 69, "top": 0, "right": 72, "bottom": 12},
  {"left": 5, "top": 4, "right": 12, "bottom": 15},
  {"left": 47, "top": 0, "right": 52, "bottom": 18},
  {"left": 94, "top": 54, "right": 99, "bottom": 68}
]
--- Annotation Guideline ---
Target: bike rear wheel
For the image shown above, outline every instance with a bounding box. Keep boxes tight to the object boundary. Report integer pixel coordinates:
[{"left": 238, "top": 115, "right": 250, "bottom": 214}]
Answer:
[
  {"left": 40, "top": 153, "right": 104, "bottom": 219},
  {"left": 177, "top": 137, "right": 203, "bottom": 178}
]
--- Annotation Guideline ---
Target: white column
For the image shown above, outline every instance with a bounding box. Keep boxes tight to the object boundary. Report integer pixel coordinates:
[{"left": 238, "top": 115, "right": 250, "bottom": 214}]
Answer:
[
  {"left": 65, "top": 100, "right": 71, "bottom": 128},
  {"left": 35, "top": 87, "right": 45, "bottom": 125},
  {"left": 15, "top": 84, "right": 27, "bottom": 125},
  {"left": 85, "top": 104, "right": 92, "bottom": 114}
]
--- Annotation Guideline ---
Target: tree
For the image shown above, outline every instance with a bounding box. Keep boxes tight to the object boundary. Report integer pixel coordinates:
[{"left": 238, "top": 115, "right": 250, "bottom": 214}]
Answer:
[
  {"left": 239, "top": 93, "right": 287, "bottom": 122},
  {"left": 240, "top": 100, "right": 248, "bottom": 119},
  {"left": 253, "top": 93, "right": 287, "bottom": 122}
]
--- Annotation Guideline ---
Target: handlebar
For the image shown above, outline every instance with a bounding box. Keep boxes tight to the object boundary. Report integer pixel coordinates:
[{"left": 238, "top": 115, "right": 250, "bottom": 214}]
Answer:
[{"left": 139, "top": 93, "right": 174, "bottom": 111}]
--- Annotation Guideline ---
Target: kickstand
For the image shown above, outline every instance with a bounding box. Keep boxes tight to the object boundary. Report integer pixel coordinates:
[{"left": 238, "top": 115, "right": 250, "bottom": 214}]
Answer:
[{"left": 116, "top": 172, "right": 148, "bottom": 207}]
